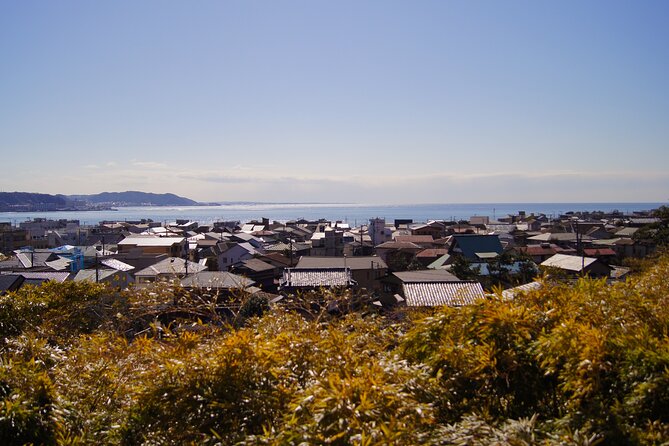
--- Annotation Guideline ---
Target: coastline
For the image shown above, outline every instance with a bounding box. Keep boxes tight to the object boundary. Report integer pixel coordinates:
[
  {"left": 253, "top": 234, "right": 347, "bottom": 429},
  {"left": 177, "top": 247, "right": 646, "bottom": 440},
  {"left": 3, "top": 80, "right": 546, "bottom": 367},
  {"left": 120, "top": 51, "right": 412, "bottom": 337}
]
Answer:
[{"left": 0, "top": 202, "right": 664, "bottom": 227}]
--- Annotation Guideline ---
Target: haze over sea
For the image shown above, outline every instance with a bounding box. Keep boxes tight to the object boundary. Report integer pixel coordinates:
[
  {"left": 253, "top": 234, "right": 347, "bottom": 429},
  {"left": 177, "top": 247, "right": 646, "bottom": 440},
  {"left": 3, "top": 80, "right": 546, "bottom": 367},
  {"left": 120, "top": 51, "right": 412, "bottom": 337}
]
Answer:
[{"left": 0, "top": 202, "right": 665, "bottom": 227}]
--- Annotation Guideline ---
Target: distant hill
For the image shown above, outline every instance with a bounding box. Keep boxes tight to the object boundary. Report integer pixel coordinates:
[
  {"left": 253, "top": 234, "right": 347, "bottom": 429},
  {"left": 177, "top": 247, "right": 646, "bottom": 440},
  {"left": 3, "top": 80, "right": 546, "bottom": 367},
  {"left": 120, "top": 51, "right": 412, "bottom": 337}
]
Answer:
[
  {"left": 0, "top": 191, "right": 200, "bottom": 211},
  {"left": 69, "top": 191, "right": 199, "bottom": 206},
  {"left": 0, "top": 192, "right": 69, "bottom": 207}
]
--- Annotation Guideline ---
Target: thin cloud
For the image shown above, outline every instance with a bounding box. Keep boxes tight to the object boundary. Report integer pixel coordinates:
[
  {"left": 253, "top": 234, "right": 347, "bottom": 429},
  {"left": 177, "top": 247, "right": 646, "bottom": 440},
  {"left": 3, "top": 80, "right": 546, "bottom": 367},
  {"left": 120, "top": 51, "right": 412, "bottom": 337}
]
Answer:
[{"left": 131, "top": 161, "right": 169, "bottom": 169}]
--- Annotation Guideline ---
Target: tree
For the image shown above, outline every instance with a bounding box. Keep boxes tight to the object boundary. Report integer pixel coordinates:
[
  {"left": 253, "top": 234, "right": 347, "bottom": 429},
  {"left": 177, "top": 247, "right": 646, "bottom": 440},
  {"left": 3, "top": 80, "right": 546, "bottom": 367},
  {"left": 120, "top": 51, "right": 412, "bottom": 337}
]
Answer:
[
  {"left": 450, "top": 255, "right": 480, "bottom": 280},
  {"left": 634, "top": 205, "right": 669, "bottom": 246}
]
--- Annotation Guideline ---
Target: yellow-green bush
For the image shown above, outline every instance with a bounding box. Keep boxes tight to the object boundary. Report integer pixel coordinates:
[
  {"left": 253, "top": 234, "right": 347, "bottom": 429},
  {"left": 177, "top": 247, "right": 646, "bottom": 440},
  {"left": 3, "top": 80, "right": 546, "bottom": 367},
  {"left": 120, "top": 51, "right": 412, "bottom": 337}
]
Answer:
[{"left": 0, "top": 254, "right": 668, "bottom": 444}]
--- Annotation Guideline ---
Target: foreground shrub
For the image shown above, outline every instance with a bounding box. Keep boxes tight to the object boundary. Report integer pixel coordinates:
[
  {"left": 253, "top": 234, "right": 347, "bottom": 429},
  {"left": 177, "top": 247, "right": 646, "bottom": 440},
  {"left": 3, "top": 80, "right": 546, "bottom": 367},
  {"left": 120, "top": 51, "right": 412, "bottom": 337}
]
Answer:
[{"left": 402, "top": 256, "right": 669, "bottom": 444}]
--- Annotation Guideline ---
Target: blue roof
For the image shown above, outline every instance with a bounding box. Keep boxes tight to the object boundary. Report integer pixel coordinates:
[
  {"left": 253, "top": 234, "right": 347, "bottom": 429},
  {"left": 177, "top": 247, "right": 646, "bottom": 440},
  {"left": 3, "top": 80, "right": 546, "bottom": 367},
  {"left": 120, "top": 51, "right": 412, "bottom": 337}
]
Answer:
[{"left": 451, "top": 235, "right": 503, "bottom": 261}]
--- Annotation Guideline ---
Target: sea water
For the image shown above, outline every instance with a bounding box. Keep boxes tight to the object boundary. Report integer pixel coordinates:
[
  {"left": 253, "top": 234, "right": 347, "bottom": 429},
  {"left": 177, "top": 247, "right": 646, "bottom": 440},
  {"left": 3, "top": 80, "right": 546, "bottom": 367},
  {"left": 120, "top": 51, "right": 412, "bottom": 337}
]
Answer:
[{"left": 0, "top": 202, "right": 664, "bottom": 226}]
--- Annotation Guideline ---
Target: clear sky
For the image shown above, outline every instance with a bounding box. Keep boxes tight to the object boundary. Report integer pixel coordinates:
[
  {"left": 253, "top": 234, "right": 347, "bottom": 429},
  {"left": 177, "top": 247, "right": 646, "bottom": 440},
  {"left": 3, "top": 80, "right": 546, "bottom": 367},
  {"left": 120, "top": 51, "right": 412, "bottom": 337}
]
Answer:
[{"left": 1, "top": 1, "right": 668, "bottom": 204}]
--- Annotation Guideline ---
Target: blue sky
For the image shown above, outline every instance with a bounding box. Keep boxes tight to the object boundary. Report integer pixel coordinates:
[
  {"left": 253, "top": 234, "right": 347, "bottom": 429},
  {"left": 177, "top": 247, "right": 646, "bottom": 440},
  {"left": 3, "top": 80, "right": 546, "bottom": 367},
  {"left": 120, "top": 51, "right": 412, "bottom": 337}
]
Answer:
[{"left": 1, "top": 1, "right": 668, "bottom": 204}]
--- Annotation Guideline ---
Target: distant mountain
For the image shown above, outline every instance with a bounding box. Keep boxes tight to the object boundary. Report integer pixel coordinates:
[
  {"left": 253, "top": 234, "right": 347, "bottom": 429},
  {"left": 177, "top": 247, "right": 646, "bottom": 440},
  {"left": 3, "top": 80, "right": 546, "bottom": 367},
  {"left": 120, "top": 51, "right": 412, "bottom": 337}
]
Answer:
[
  {"left": 0, "top": 191, "right": 200, "bottom": 211},
  {"left": 69, "top": 191, "right": 199, "bottom": 206},
  {"left": 0, "top": 192, "right": 68, "bottom": 207}
]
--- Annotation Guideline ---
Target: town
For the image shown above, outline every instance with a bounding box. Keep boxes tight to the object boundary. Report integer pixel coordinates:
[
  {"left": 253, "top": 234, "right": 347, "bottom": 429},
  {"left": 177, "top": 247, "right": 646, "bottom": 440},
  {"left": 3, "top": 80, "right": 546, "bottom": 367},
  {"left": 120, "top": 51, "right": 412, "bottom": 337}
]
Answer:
[{"left": 1, "top": 208, "right": 663, "bottom": 305}]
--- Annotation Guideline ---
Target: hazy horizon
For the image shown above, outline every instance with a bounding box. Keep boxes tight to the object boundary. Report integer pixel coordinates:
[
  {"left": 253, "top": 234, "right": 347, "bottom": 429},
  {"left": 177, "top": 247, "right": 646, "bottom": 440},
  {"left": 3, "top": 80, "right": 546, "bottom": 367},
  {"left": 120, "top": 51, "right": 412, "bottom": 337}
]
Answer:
[{"left": 2, "top": 1, "right": 668, "bottom": 204}]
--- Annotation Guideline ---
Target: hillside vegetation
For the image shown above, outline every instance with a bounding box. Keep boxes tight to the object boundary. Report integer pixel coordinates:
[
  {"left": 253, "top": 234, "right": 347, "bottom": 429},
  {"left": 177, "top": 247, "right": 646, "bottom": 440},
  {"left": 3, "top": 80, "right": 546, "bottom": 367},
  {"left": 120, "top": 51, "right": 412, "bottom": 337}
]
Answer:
[
  {"left": 1, "top": 254, "right": 669, "bottom": 444},
  {"left": 69, "top": 191, "right": 199, "bottom": 206}
]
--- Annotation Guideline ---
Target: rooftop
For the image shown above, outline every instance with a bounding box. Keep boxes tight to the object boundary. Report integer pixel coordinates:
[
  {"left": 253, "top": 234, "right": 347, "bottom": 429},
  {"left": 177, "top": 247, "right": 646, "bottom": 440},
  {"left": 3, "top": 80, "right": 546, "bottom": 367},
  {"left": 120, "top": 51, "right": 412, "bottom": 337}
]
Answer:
[{"left": 402, "top": 281, "right": 484, "bottom": 307}]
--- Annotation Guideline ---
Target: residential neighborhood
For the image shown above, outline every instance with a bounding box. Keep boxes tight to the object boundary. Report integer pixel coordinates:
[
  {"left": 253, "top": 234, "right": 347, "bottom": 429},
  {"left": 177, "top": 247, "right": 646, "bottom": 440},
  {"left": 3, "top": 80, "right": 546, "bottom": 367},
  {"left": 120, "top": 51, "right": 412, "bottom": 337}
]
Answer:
[{"left": 0, "top": 208, "right": 663, "bottom": 306}]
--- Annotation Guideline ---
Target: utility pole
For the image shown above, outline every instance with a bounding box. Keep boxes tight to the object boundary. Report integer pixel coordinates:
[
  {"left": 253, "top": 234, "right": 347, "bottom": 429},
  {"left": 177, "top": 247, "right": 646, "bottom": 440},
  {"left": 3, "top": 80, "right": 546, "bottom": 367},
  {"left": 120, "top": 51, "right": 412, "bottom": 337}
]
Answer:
[
  {"left": 572, "top": 218, "right": 585, "bottom": 277},
  {"left": 184, "top": 243, "right": 189, "bottom": 277}
]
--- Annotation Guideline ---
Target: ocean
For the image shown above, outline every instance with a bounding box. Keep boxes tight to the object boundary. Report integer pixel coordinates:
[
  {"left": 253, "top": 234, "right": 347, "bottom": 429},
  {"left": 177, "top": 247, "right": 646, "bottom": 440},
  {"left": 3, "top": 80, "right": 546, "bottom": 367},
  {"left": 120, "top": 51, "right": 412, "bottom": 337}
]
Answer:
[{"left": 0, "top": 202, "right": 664, "bottom": 227}]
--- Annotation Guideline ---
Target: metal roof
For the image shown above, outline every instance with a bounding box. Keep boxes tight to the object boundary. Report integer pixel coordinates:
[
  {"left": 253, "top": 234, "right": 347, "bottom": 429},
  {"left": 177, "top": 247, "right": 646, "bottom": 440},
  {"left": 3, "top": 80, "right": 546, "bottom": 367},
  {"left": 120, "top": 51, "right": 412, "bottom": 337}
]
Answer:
[
  {"left": 296, "top": 256, "right": 387, "bottom": 270},
  {"left": 541, "top": 254, "right": 598, "bottom": 272},
  {"left": 235, "top": 258, "right": 276, "bottom": 272},
  {"left": 527, "top": 233, "right": 593, "bottom": 242},
  {"left": 475, "top": 252, "right": 500, "bottom": 259},
  {"left": 402, "top": 281, "right": 484, "bottom": 307},
  {"left": 118, "top": 236, "right": 185, "bottom": 247},
  {"left": 450, "top": 235, "right": 504, "bottom": 260},
  {"left": 501, "top": 281, "right": 542, "bottom": 299},
  {"left": 45, "top": 257, "right": 72, "bottom": 271},
  {"left": 101, "top": 258, "right": 135, "bottom": 271}
]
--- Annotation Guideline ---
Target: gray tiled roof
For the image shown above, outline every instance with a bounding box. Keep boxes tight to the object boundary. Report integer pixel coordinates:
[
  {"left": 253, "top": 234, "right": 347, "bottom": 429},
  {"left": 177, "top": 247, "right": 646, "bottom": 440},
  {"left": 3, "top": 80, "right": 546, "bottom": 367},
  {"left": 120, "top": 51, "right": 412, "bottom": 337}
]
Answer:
[
  {"left": 180, "top": 272, "right": 254, "bottom": 289},
  {"left": 15, "top": 271, "right": 70, "bottom": 283},
  {"left": 73, "top": 269, "right": 123, "bottom": 282},
  {"left": 402, "top": 281, "right": 484, "bottom": 307},
  {"left": 135, "top": 257, "right": 206, "bottom": 277},
  {"left": 282, "top": 268, "right": 354, "bottom": 288},
  {"left": 236, "top": 258, "right": 276, "bottom": 272}
]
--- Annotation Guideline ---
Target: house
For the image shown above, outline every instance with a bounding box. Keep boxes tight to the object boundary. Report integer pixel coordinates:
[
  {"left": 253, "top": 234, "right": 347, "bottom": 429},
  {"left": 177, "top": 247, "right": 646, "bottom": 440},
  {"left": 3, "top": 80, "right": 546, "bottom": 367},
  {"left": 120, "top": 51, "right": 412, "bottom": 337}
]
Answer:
[
  {"left": 583, "top": 247, "right": 617, "bottom": 262},
  {"left": 0, "top": 249, "right": 57, "bottom": 271},
  {"left": 193, "top": 239, "right": 231, "bottom": 271},
  {"left": 310, "top": 227, "right": 347, "bottom": 257},
  {"left": 257, "top": 252, "right": 295, "bottom": 268},
  {"left": 180, "top": 271, "right": 255, "bottom": 295},
  {"left": 264, "top": 241, "right": 311, "bottom": 262},
  {"left": 0, "top": 274, "right": 25, "bottom": 295},
  {"left": 410, "top": 221, "right": 446, "bottom": 239},
  {"left": 219, "top": 242, "right": 261, "bottom": 270},
  {"left": 100, "top": 257, "right": 135, "bottom": 272},
  {"left": 374, "top": 240, "right": 424, "bottom": 271},
  {"left": 228, "top": 232, "right": 264, "bottom": 248},
  {"left": 12, "top": 271, "right": 70, "bottom": 286},
  {"left": 295, "top": 256, "right": 388, "bottom": 292},
  {"left": 134, "top": 257, "right": 207, "bottom": 287},
  {"left": 230, "top": 258, "right": 279, "bottom": 291},
  {"left": 381, "top": 269, "right": 485, "bottom": 307},
  {"left": 0, "top": 224, "right": 28, "bottom": 254},
  {"left": 447, "top": 234, "right": 504, "bottom": 262},
  {"left": 368, "top": 218, "right": 393, "bottom": 246},
  {"left": 515, "top": 243, "right": 575, "bottom": 263},
  {"left": 110, "top": 251, "right": 169, "bottom": 276},
  {"left": 117, "top": 235, "right": 186, "bottom": 257},
  {"left": 72, "top": 269, "right": 134, "bottom": 289},
  {"left": 414, "top": 248, "right": 450, "bottom": 267},
  {"left": 540, "top": 254, "right": 612, "bottom": 278},
  {"left": 394, "top": 235, "right": 436, "bottom": 248},
  {"left": 526, "top": 232, "right": 593, "bottom": 250},
  {"left": 273, "top": 225, "right": 313, "bottom": 243},
  {"left": 280, "top": 267, "right": 356, "bottom": 291},
  {"left": 614, "top": 227, "right": 639, "bottom": 238}
]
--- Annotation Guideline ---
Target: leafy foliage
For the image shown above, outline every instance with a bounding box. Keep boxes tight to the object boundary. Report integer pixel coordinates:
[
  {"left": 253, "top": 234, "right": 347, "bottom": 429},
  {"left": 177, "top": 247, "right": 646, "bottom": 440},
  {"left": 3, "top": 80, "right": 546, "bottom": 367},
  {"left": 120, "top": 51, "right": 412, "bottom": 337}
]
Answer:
[
  {"left": 634, "top": 205, "right": 669, "bottom": 246},
  {"left": 0, "top": 254, "right": 668, "bottom": 444}
]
